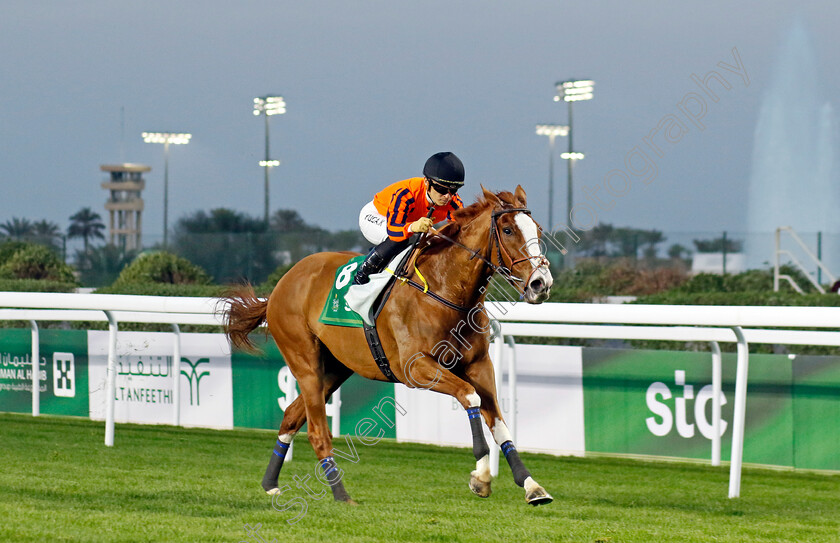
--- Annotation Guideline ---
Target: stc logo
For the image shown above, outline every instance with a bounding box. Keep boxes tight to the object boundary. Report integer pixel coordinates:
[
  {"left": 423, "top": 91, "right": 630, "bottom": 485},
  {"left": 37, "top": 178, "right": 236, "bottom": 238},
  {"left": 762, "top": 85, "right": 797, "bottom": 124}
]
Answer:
[{"left": 645, "top": 370, "right": 727, "bottom": 439}]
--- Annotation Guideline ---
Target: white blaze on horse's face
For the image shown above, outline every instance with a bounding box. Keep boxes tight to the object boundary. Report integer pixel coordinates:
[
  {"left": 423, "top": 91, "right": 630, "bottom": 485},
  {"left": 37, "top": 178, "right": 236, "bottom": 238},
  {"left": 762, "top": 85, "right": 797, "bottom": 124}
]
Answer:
[{"left": 513, "top": 213, "right": 553, "bottom": 304}]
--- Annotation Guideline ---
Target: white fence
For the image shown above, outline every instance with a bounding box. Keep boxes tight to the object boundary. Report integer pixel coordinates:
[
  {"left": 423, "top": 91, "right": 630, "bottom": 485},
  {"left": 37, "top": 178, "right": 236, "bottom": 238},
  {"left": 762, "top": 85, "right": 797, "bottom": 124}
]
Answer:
[
  {"left": 3, "top": 292, "right": 840, "bottom": 499},
  {"left": 0, "top": 293, "right": 221, "bottom": 446}
]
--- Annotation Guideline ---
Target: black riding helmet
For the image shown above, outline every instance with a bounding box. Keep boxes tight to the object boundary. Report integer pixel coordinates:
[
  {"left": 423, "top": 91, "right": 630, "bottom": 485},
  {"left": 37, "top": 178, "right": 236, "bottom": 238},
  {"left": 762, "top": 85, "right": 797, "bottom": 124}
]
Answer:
[{"left": 423, "top": 152, "right": 465, "bottom": 188}]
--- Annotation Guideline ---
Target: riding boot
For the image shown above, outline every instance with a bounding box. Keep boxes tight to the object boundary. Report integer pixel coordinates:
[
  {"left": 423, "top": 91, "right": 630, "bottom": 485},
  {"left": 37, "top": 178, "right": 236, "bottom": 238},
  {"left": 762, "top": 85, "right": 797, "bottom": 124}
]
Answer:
[
  {"left": 353, "top": 247, "right": 387, "bottom": 285},
  {"left": 353, "top": 238, "right": 410, "bottom": 285}
]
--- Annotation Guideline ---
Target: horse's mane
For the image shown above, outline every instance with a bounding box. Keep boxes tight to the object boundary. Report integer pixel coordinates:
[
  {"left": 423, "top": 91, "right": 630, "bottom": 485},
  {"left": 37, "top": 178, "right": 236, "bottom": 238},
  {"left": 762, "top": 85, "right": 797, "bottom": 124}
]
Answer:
[
  {"left": 450, "top": 190, "right": 518, "bottom": 225},
  {"left": 420, "top": 190, "right": 521, "bottom": 253}
]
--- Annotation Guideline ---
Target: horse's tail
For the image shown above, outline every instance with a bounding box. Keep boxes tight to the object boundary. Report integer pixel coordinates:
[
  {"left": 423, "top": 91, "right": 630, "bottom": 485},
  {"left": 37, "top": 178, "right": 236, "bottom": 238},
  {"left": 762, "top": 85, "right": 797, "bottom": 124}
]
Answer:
[{"left": 220, "top": 285, "right": 268, "bottom": 352}]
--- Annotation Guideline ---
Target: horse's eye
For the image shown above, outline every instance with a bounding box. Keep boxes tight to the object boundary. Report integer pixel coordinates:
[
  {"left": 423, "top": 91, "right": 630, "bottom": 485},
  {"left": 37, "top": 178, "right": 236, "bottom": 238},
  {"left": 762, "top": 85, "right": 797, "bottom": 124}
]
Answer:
[{"left": 503, "top": 227, "right": 513, "bottom": 235}]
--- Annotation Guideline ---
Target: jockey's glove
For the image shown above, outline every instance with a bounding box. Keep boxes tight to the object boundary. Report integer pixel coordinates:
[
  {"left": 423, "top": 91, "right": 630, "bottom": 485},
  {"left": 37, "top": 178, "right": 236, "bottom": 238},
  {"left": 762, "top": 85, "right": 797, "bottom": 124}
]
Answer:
[{"left": 408, "top": 217, "right": 434, "bottom": 233}]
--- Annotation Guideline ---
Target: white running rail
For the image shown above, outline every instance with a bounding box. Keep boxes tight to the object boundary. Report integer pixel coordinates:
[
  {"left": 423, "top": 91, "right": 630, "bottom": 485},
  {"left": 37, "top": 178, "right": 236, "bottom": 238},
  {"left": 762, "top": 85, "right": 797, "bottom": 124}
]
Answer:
[{"left": 4, "top": 293, "right": 840, "bottom": 499}]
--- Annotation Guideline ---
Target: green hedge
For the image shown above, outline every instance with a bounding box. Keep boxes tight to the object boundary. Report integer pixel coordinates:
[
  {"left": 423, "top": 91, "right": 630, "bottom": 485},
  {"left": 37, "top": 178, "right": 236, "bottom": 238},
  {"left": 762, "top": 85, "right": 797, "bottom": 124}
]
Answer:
[
  {"left": 0, "top": 279, "right": 78, "bottom": 293},
  {"left": 0, "top": 243, "right": 77, "bottom": 284},
  {"left": 633, "top": 291, "right": 840, "bottom": 307},
  {"left": 111, "top": 251, "right": 212, "bottom": 287}
]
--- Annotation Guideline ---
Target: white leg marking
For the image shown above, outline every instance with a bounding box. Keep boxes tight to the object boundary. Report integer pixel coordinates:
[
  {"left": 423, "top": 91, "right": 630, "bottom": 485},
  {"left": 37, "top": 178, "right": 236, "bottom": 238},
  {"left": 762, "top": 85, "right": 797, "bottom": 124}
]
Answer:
[
  {"left": 523, "top": 476, "right": 540, "bottom": 494},
  {"left": 278, "top": 431, "right": 296, "bottom": 444},
  {"left": 473, "top": 455, "right": 492, "bottom": 483},
  {"left": 492, "top": 418, "right": 512, "bottom": 445},
  {"left": 465, "top": 392, "right": 481, "bottom": 408}
]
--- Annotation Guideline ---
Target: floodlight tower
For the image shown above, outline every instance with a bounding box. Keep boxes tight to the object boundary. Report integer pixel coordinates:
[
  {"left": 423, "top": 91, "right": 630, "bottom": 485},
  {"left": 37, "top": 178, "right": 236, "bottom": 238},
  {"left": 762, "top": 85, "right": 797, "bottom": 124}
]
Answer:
[
  {"left": 535, "top": 124, "right": 569, "bottom": 229},
  {"left": 253, "top": 95, "right": 286, "bottom": 225},
  {"left": 554, "top": 80, "right": 594, "bottom": 223},
  {"left": 141, "top": 132, "right": 192, "bottom": 248}
]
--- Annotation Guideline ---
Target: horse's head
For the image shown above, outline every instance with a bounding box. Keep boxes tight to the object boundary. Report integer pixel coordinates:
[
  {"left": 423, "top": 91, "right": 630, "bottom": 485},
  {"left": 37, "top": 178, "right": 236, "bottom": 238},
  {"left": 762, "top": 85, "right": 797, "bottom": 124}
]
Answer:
[{"left": 480, "top": 185, "right": 553, "bottom": 304}]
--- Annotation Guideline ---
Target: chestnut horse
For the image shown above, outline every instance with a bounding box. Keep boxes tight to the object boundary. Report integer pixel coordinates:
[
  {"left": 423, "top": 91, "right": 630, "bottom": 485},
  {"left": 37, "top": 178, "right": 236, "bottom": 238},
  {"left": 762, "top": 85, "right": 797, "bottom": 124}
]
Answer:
[{"left": 222, "top": 186, "right": 554, "bottom": 505}]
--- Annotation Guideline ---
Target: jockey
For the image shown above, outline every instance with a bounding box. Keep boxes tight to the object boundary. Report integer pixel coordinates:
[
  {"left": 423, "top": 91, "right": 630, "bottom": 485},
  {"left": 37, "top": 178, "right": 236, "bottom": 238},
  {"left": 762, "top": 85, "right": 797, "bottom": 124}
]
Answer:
[{"left": 354, "top": 151, "right": 465, "bottom": 285}]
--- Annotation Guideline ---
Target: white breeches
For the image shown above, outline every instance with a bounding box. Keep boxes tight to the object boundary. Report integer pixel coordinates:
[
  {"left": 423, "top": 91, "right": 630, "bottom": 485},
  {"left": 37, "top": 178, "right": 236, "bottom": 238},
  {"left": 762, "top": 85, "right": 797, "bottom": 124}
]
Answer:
[{"left": 358, "top": 201, "right": 388, "bottom": 245}]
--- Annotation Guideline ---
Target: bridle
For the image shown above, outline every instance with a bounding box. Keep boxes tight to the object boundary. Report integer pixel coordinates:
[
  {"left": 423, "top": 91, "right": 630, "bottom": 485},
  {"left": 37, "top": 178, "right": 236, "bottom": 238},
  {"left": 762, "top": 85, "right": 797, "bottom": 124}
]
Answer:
[
  {"left": 395, "top": 206, "right": 550, "bottom": 311},
  {"left": 488, "top": 208, "right": 551, "bottom": 286}
]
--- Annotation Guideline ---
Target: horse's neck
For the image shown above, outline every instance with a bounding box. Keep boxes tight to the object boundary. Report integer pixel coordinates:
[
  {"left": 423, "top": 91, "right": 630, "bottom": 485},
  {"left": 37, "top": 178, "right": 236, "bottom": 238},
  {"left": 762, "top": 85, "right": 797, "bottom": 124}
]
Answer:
[{"left": 422, "top": 212, "right": 494, "bottom": 308}]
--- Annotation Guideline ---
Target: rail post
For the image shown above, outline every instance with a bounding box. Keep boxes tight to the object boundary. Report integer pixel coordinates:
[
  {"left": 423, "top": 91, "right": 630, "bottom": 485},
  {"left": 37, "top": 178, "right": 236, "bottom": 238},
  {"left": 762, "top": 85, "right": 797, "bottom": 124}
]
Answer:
[
  {"left": 30, "top": 320, "right": 39, "bottom": 417},
  {"left": 104, "top": 310, "right": 118, "bottom": 447}
]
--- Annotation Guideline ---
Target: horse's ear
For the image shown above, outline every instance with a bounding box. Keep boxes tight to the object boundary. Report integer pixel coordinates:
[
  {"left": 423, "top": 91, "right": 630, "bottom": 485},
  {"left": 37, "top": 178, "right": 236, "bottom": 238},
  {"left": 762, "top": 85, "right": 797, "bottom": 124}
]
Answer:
[
  {"left": 481, "top": 184, "right": 503, "bottom": 206},
  {"left": 514, "top": 184, "right": 527, "bottom": 207}
]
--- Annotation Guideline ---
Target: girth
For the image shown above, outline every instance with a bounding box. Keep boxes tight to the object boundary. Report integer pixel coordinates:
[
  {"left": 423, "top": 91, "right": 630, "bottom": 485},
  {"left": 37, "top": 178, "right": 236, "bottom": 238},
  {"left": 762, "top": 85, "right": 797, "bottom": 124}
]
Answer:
[{"left": 361, "top": 254, "right": 404, "bottom": 383}]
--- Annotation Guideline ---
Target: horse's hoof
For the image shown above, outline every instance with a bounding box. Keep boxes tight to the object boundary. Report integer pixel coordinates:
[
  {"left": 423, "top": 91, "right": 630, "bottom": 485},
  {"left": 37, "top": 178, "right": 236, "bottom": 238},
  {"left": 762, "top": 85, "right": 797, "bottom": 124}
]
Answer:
[
  {"left": 469, "top": 473, "right": 492, "bottom": 498},
  {"left": 331, "top": 484, "right": 356, "bottom": 504},
  {"left": 333, "top": 491, "right": 358, "bottom": 505},
  {"left": 525, "top": 485, "right": 553, "bottom": 506},
  {"left": 265, "top": 487, "right": 281, "bottom": 496}
]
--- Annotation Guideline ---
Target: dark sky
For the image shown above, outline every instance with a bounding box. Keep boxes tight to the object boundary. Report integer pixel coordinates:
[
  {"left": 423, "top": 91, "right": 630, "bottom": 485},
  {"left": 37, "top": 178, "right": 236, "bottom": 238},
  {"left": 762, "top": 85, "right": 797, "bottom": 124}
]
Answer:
[{"left": 1, "top": 1, "right": 838, "bottom": 242}]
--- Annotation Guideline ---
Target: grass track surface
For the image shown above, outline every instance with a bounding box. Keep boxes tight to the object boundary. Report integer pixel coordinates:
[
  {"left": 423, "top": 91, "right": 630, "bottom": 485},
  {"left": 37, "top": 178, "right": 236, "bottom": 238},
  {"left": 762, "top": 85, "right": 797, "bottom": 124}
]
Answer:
[{"left": 1, "top": 413, "right": 838, "bottom": 542}]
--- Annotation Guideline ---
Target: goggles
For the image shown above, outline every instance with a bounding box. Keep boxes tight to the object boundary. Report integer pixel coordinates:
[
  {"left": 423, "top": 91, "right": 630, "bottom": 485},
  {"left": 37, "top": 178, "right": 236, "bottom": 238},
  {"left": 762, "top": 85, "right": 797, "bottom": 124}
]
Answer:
[{"left": 428, "top": 179, "right": 459, "bottom": 196}]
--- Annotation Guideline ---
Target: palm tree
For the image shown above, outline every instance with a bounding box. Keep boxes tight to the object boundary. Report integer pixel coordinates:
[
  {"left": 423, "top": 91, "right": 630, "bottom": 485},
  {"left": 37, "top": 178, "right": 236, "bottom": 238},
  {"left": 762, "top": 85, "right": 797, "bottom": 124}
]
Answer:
[
  {"left": 68, "top": 207, "right": 105, "bottom": 254},
  {"left": 0, "top": 217, "right": 34, "bottom": 240},
  {"left": 32, "top": 219, "right": 63, "bottom": 251},
  {"left": 33, "top": 219, "right": 61, "bottom": 236}
]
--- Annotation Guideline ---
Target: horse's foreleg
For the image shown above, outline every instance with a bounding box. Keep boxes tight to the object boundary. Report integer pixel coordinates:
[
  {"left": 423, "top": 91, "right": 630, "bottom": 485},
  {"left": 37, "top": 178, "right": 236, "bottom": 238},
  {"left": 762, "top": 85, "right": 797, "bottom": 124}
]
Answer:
[
  {"left": 465, "top": 360, "right": 553, "bottom": 506},
  {"left": 466, "top": 400, "right": 493, "bottom": 498},
  {"left": 400, "top": 352, "right": 493, "bottom": 498},
  {"left": 494, "top": 419, "right": 552, "bottom": 505}
]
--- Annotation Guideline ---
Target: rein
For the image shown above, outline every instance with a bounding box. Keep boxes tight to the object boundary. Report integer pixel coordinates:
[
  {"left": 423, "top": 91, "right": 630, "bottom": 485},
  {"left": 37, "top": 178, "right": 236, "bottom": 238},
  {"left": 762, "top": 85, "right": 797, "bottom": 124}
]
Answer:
[{"left": 394, "top": 206, "right": 546, "bottom": 312}]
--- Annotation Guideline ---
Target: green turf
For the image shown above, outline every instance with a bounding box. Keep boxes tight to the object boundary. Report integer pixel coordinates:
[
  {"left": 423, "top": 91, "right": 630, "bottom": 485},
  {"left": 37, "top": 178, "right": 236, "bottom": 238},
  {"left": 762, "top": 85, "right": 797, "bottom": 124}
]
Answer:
[{"left": 0, "top": 413, "right": 838, "bottom": 542}]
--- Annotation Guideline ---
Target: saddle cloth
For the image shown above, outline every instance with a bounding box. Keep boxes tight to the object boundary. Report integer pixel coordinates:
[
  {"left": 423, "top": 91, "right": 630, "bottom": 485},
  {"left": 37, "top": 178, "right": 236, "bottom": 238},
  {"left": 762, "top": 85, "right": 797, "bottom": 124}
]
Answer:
[{"left": 318, "top": 247, "right": 412, "bottom": 328}]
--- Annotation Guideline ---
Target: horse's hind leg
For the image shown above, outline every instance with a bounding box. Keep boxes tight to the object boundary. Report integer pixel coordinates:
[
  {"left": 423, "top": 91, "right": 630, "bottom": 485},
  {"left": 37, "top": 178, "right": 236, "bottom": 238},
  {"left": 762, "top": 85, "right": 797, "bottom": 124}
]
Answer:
[
  {"left": 262, "top": 394, "right": 306, "bottom": 494},
  {"left": 297, "top": 362, "right": 356, "bottom": 504},
  {"left": 464, "top": 357, "right": 553, "bottom": 506},
  {"left": 313, "top": 350, "right": 355, "bottom": 503},
  {"left": 262, "top": 364, "right": 352, "bottom": 495}
]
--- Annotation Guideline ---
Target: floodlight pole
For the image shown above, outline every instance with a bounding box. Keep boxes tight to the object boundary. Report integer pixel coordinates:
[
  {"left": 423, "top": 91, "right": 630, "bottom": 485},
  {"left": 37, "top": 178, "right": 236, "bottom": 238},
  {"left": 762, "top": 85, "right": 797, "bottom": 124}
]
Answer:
[
  {"left": 163, "top": 140, "right": 170, "bottom": 248},
  {"left": 566, "top": 101, "right": 574, "bottom": 226},
  {"left": 550, "top": 132, "right": 557, "bottom": 229},
  {"left": 253, "top": 95, "right": 285, "bottom": 227},
  {"left": 535, "top": 124, "right": 569, "bottom": 230},
  {"left": 263, "top": 112, "right": 270, "bottom": 225},
  {"left": 555, "top": 79, "right": 594, "bottom": 267},
  {"left": 142, "top": 132, "right": 192, "bottom": 249}
]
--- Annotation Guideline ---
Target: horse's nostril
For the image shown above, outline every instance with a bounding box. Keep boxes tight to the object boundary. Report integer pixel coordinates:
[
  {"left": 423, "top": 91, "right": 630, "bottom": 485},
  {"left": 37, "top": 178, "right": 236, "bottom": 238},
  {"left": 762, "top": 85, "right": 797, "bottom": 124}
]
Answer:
[{"left": 529, "top": 278, "right": 544, "bottom": 292}]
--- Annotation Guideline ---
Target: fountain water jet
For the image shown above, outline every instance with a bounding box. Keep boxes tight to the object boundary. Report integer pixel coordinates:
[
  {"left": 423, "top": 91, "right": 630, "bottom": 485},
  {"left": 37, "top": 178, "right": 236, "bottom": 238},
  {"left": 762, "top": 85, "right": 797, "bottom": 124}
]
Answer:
[{"left": 745, "top": 20, "right": 838, "bottom": 275}]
